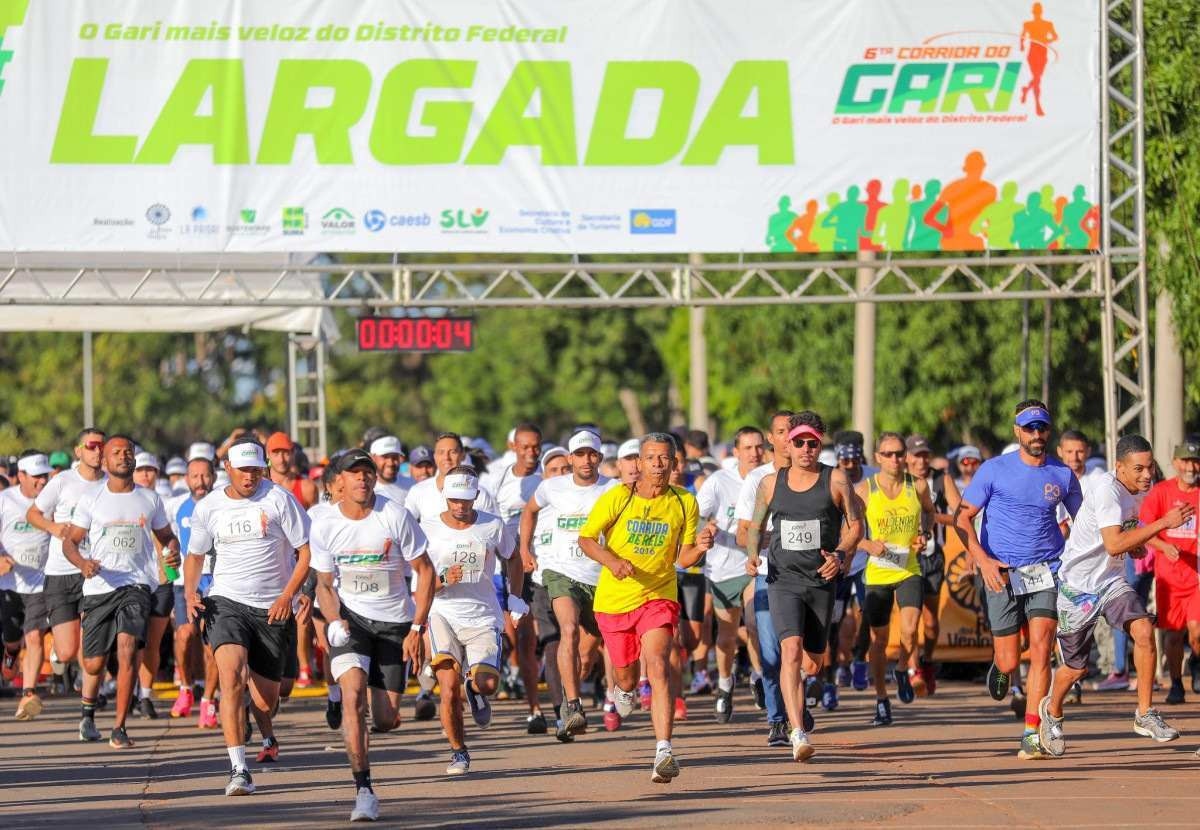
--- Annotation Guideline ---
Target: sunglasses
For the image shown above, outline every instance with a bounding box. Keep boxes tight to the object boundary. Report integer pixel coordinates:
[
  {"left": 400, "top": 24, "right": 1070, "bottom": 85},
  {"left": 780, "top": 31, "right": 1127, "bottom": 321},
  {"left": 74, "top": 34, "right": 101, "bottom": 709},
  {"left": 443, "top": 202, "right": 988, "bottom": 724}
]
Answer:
[
  {"left": 877, "top": 450, "right": 905, "bottom": 459},
  {"left": 792, "top": 438, "right": 821, "bottom": 449},
  {"left": 80, "top": 440, "right": 104, "bottom": 450},
  {"left": 1019, "top": 423, "right": 1050, "bottom": 434}
]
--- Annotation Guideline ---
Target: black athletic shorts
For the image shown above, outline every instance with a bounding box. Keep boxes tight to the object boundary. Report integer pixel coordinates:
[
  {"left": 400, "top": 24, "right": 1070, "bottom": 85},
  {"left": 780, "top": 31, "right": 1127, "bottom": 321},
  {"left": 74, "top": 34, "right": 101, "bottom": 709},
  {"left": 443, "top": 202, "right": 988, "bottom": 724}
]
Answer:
[
  {"left": 529, "top": 581, "right": 560, "bottom": 648},
  {"left": 150, "top": 583, "right": 175, "bottom": 619},
  {"left": 919, "top": 550, "right": 945, "bottom": 603},
  {"left": 677, "top": 571, "right": 707, "bottom": 622},
  {"left": 330, "top": 606, "right": 413, "bottom": 692},
  {"left": 43, "top": 573, "right": 84, "bottom": 627},
  {"left": 81, "top": 584, "right": 152, "bottom": 659},
  {"left": 17, "top": 591, "right": 50, "bottom": 636},
  {"left": 766, "top": 580, "right": 835, "bottom": 654},
  {"left": 203, "top": 595, "right": 289, "bottom": 682},
  {"left": 864, "top": 575, "right": 924, "bottom": 628}
]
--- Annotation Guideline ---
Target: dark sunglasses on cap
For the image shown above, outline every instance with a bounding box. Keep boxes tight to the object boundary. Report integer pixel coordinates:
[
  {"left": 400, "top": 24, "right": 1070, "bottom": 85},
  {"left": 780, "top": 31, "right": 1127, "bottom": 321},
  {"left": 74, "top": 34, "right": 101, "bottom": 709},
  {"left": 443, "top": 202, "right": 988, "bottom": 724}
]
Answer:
[{"left": 792, "top": 438, "right": 821, "bottom": 449}]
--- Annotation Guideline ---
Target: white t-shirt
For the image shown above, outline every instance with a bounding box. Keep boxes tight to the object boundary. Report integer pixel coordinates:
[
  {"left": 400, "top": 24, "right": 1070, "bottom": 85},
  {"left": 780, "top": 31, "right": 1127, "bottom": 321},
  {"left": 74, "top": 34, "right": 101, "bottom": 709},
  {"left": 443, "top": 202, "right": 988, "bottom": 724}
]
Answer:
[
  {"left": 0, "top": 488, "right": 50, "bottom": 593},
  {"left": 72, "top": 484, "right": 169, "bottom": 597},
  {"left": 34, "top": 468, "right": 106, "bottom": 576},
  {"left": 375, "top": 477, "right": 415, "bottom": 510},
  {"left": 481, "top": 465, "right": 542, "bottom": 537},
  {"left": 1057, "top": 472, "right": 1141, "bottom": 595},
  {"left": 532, "top": 475, "right": 617, "bottom": 587},
  {"left": 310, "top": 495, "right": 428, "bottom": 624},
  {"left": 735, "top": 462, "right": 778, "bottom": 577},
  {"left": 405, "top": 476, "right": 499, "bottom": 525},
  {"left": 424, "top": 510, "right": 513, "bottom": 630},
  {"left": 165, "top": 492, "right": 212, "bottom": 584},
  {"left": 1057, "top": 466, "right": 1108, "bottom": 524},
  {"left": 697, "top": 467, "right": 751, "bottom": 583},
  {"left": 188, "top": 480, "right": 311, "bottom": 610}
]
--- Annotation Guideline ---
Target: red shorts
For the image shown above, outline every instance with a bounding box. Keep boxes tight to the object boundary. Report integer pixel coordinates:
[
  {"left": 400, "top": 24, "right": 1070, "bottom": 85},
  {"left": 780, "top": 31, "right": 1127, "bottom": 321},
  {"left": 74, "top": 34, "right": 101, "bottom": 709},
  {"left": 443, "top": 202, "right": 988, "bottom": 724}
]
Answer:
[
  {"left": 594, "top": 598, "right": 680, "bottom": 669},
  {"left": 1155, "top": 579, "right": 1200, "bottom": 631}
]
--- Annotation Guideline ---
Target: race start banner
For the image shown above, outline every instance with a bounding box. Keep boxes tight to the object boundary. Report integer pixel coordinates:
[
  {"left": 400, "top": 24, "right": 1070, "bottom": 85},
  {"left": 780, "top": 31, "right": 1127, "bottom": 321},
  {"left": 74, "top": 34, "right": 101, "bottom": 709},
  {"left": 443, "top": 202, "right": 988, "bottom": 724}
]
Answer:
[{"left": 0, "top": 0, "right": 1101, "bottom": 254}]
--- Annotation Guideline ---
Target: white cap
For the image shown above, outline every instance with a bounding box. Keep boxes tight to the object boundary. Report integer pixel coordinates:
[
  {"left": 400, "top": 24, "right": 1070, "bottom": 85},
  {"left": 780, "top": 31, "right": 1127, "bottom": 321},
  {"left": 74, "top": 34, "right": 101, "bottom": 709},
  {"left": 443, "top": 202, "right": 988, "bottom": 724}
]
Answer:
[
  {"left": 617, "top": 438, "right": 641, "bottom": 459},
  {"left": 17, "top": 454, "right": 52, "bottom": 476},
  {"left": 568, "top": 430, "right": 602, "bottom": 454},
  {"left": 164, "top": 457, "right": 187, "bottom": 475},
  {"left": 134, "top": 452, "right": 159, "bottom": 470},
  {"left": 540, "top": 446, "right": 568, "bottom": 471},
  {"left": 188, "top": 442, "right": 215, "bottom": 461},
  {"left": 369, "top": 436, "right": 404, "bottom": 457},
  {"left": 443, "top": 471, "right": 479, "bottom": 500},
  {"left": 227, "top": 442, "right": 267, "bottom": 469}
]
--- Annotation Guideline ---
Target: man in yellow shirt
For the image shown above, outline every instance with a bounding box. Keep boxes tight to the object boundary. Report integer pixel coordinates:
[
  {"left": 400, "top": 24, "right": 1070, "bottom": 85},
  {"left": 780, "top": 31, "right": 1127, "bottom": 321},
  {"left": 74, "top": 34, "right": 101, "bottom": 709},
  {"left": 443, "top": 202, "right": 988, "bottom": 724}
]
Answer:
[{"left": 579, "top": 433, "right": 715, "bottom": 784}]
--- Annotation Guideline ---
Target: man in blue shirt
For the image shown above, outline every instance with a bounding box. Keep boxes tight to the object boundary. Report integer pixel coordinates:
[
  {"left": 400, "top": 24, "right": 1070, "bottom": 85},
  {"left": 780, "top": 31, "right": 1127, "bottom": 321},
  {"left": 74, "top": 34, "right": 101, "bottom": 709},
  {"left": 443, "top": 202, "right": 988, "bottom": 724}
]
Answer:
[{"left": 954, "top": 399, "right": 1082, "bottom": 759}]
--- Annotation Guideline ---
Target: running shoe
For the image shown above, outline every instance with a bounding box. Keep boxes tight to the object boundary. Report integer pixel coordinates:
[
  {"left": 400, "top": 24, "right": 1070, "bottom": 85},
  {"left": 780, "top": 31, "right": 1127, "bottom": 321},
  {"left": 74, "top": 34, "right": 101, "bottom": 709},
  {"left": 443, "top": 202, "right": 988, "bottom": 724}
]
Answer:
[
  {"left": 296, "top": 670, "right": 313, "bottom": 689},
  {"left": 445, "top": 748, "right": 470, "bottom": 776},
  {"left": 109, "top": 726, "right": 135, "bottom": 749},
  {"left": 803, "top": 676, "right": 821, "bottom": 709},
  {"left": 326, "top": 699, "right": 343, "bottom": 730},
  {"left": 790, "top": 727, "right": 814, "bottom": 762},
  {"left": 895, "top": 670, "right": 915, "bottom": 704},
  {"left": 350, "top": 788, "right": 380, "bottom": 822},
  {"left": 467, "top": 680, "right": 494, "bottom": 729},
  {"left": 1009, "top": 688, "right": 1027, "bottom": 720},
  {"left": 603, "top": 703, "right": 622, "bottom": 732},
  {"left": 751, "top": 674, "right": 766, "bottom": 710},
  {"left": 871, "top": 699, "right": 892, "bottom": 726},
  {"left": 79, "top": 715, "right": 101, "bottom": 742},
  {"left": 835, "top": 665, "right": 852, "bottom": 688},
  {"left": 689, "top": 669, "right": 712, "bottom": 696},
  {"left": 413, "top": 691, "right": 437, "bottom": 721},
  {"left": 1017, "top": 732, "right": 1050, "bottom": 760},
  {"left": 821, "top": 682, "right": 838, "bottom": 711},
  {"left": 1133, "top": 708, "right": 1180, "bottom": 743},
  {"left": 986, "top": 663, "right": 1010, "bottom": 701},
  {"left": 15, "top": 694, "right": 43, "bottom": 721},
  {"left": 554, "top": 718, "right": 576, "bottom": 743},
  {"left": 225, "top": 768, "right": 255, "bottom": 796},
  {"left": 171, "top": 687, "right": 194, "bottom": 718},
  {"left": 1037, "top": 695, "right": 1066, "bottom": 757},
  {"left": 138, "top": 697, "right": 159, "bottom": 720},
  {"left": 637, "top": 679, "right": 652, "bottom": 711},
  {"left": 256, "top": 737, "right": 279, "bottom": 763},
  {"left": 198, "top": 699, "right": 219, "bottom": 729},
  {"left": 1, "top": 650, "right": 16, "bottom": 681},
  {"left": 563, "top": 699, "right": 588, "bottom": 735},
  {"left": 1165, "top": 679, "right": 1186, "bottom": 705},
  {"left": 802, "top": 706, "right": 815, "bottom": 733},
  {"left": 714, "top": 689, "right": 733, "bottom": 723},
  {"left": 1191, "top": 656, "right": 1200, "bottom": 695},
  {"left": 613, "top": 687, "right": 636, "bottom": 718},
  {"left": 1064, "top": 681, "right": 1082, "bottom": 706},
  {"left": 1095, "top": 672, "right": 1130, "bottom": 692},
  {"left": 910, "top": 667, "right": 928, "bottom": 698},
  {"left": 674, "top": 696, "right": 688, "bottom": 721},
  {"left": 919, "top": 660, "right": 937, "bottom": 695},
  {"left": 851, "top": 660, "right": 869, "bottom": 691},
  {"left": 767, "top": 721, "right": 790, "bottom": 747},
  {"left": 651, "top": 748, "right": 680, "bottom": 783},
  {"left": 94, "top": 692, "right": 108, "bottom": 712},
  {"left": 526, "top": 712, "right": 547, "bottom": 734}
]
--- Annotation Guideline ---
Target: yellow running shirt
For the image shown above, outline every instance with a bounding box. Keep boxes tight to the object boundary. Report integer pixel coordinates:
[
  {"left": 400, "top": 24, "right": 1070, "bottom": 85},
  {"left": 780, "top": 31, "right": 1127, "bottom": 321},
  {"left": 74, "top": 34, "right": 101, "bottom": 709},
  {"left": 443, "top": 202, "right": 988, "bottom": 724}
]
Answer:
[
  {"left": 863, "top": 474, "right": 923, "bottom": 586},
  {"left": 581, "top": 484, "right": 699, "bottom": 615}
]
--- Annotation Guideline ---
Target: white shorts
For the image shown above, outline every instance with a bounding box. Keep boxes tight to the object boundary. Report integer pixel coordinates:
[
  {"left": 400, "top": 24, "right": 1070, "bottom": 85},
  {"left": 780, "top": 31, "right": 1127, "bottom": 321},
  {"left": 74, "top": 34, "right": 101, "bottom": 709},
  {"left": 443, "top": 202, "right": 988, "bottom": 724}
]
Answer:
[{"left": 428, "top": 613, "right": 503, "bottom": 680}]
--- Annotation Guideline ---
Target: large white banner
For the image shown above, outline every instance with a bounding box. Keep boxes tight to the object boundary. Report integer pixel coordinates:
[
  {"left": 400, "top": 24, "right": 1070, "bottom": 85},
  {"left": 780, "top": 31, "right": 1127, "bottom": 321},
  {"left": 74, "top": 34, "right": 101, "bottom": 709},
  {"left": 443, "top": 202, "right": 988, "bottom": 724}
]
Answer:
[{"left": 0, "top": 0, "right": 1101, "bottom": 253}]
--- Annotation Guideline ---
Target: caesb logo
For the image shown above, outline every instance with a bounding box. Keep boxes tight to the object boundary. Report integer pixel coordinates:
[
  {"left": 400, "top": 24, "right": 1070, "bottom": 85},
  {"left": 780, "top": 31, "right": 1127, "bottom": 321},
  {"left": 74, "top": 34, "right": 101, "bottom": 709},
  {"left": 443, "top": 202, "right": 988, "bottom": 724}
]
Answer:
[
  {"left": 629, "top": 209, "right": 676, "bottom": 235},
  {"left": 440, "top": 208, "right": 489, "bottom": 232},
  {"left": 363, "top": 209, "right": 387, "bottom": 232}
]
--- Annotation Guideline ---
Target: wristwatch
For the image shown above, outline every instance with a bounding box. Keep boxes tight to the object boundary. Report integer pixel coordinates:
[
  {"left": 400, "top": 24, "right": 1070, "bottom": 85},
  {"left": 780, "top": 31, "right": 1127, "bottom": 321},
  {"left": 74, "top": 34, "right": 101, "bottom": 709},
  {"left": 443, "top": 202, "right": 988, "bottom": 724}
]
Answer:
[{"left": 411, "top": 622, "right": 427, "bottom": 634}]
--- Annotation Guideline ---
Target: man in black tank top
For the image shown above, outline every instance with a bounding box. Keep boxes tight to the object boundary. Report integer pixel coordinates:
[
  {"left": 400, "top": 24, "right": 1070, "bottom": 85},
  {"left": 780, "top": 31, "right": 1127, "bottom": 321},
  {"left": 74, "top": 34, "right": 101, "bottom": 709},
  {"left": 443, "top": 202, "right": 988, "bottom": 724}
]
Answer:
[{"left": 745, "top": 411, "right": 863, "bottom": 763}]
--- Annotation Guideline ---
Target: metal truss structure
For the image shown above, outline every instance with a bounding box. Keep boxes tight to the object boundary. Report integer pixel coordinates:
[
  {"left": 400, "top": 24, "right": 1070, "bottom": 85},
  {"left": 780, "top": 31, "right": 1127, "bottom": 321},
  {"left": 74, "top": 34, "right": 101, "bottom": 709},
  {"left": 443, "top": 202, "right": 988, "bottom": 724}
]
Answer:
[{"left": 0, "top": 2, "right": 1148, "bottom": 458}]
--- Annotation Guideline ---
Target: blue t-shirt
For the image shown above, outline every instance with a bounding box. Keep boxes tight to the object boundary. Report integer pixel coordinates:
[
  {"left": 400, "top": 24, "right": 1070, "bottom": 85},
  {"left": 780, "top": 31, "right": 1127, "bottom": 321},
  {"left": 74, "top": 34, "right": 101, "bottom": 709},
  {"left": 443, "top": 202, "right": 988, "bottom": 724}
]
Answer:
[{"left": 962, "top": 452, "right": 1082, "bottom": 568}]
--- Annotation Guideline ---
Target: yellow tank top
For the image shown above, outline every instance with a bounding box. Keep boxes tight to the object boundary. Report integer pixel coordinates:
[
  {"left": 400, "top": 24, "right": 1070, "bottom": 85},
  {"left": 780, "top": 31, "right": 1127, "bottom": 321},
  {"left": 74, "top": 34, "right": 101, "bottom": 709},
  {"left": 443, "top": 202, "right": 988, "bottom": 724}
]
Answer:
[{"left": 864, "top": 474, "right": 922, "bottom": 585}]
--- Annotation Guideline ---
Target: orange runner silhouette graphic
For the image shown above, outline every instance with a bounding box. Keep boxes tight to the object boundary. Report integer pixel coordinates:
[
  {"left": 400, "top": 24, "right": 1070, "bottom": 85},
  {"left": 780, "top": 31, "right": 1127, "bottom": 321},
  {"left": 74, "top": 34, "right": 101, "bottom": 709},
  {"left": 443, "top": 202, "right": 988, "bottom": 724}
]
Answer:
[{"left": 1020, "top": 2, "right": 1058, "bottom": 117}]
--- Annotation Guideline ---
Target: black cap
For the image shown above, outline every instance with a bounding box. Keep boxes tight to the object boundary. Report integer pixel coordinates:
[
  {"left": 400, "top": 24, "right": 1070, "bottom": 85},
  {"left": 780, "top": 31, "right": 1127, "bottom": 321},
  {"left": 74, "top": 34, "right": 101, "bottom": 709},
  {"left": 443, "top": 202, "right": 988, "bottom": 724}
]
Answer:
[{"left": 335, "top": 448, "right": 377, "bottom": 474}]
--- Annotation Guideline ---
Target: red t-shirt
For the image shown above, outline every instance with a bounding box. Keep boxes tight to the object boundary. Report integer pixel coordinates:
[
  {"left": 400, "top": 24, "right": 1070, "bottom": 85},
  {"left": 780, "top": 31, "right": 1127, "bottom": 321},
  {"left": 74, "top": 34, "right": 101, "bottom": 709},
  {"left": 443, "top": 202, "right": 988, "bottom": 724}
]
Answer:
[{"left": 1140, "top": 478, "right": 1200, "bottom": 589}]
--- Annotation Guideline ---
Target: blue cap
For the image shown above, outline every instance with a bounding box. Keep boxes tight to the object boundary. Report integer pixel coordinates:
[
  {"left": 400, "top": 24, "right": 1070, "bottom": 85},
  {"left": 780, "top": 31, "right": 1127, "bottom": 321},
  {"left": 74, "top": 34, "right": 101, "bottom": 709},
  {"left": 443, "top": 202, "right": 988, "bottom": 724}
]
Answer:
[
  {"left": 1014, "top": 406, "right": 1052, "bottom": 427},
  {"left": 408, "top": 445, "right": 433, "bottom": 465}
]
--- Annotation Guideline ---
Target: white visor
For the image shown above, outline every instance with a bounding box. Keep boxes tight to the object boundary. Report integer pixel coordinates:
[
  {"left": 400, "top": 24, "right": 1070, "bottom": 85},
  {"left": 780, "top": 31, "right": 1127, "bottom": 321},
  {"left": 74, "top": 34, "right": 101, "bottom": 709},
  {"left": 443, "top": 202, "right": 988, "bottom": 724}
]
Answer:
[
  {"left": 369, "top": 436, "right": 403, "bottom": 457},
  {"left": 443, "top": 472, "right": 480, "bottom": 500},
  {"left": 568, "top": 430, "right": 602, "bottom": 454},
  {"left": 618, "top": 438, "right": 641, "bottom": 459},
  {"left": 188, "top": 442, "right": 215, "bottom": 461},
  {"left": 134, "top": 452, "right": 159, "bottom": 470},
  {"left": 17, "top": 454, "right": 52, "bottom": 477},
  {"left": 227, "top": 443, "right": 266, "bottom": 469}
]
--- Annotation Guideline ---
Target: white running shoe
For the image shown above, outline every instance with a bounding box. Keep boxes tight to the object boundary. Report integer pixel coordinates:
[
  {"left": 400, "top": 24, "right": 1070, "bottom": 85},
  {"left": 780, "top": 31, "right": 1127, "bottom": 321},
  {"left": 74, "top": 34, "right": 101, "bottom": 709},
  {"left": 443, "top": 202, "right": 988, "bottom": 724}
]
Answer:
[
  {"left": 350, "top": 789, "right": 380, "bottom": 822},
  {"left": 613, "top": 686, "right": 636, "bottom": 718},
  {"left": 651, "top": 749, "right": 680, "bottom": 783},
  {"left": 790, "top": 727, "right": 815, "bottom": 762}
]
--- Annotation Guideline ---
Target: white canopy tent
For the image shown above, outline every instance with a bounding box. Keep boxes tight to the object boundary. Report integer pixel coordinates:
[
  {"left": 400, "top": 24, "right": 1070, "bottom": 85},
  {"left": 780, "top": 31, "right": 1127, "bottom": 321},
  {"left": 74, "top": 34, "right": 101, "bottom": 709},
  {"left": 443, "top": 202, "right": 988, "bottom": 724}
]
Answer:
[{"left": 0, "top": 253, "right": 336, "bottom": 457}]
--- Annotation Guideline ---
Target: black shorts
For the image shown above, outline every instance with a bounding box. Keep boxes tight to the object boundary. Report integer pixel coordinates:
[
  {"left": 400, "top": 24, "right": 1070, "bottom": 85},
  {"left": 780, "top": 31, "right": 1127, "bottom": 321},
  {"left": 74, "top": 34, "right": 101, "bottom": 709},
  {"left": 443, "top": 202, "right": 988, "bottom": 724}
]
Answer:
[
  {"left": 150, "top": 583, "right": 175, "bottom": 619},
  {"left": 18, "top": 592, "right": 50, "bottom": 636},
  {"left": 281, "top": 615, "right": 299, "bottom": 680},
  {"left": 677, "top": 571, "right": 706, "bottom": 622},
  {"left": 1, "top": 590, "right": 22, "bottom": 643},
  {"left": 330, "top": 606, "right": 412, "bottom": 692},
  {"left": 767, "top": 580, "right": 834, "bottom": 654},
  {"left": 81, "top": 584, "right": 152, "bottom": 659},
  {"left": 919, "top": 550, "right": 945, "bottom": 602},
  {"left": 203, "top": 595, "right": 289, "bottom": 682},
  {"left": 529, "top": 582, "right": 560, "bottom": 648},
  {"left": 864, "top": 576, "right": 924, "bottom": 628},
  {"left": 43, "top": 573, "right": 84, "bottom": 627}
]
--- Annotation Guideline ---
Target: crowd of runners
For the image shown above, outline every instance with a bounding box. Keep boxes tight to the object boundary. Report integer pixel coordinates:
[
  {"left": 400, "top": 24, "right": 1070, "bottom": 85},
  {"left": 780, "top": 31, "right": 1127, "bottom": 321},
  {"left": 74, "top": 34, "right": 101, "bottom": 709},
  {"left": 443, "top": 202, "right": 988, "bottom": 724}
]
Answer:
[{"left": 0, "top": 401, "right": 1197, "bottom": 822}]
